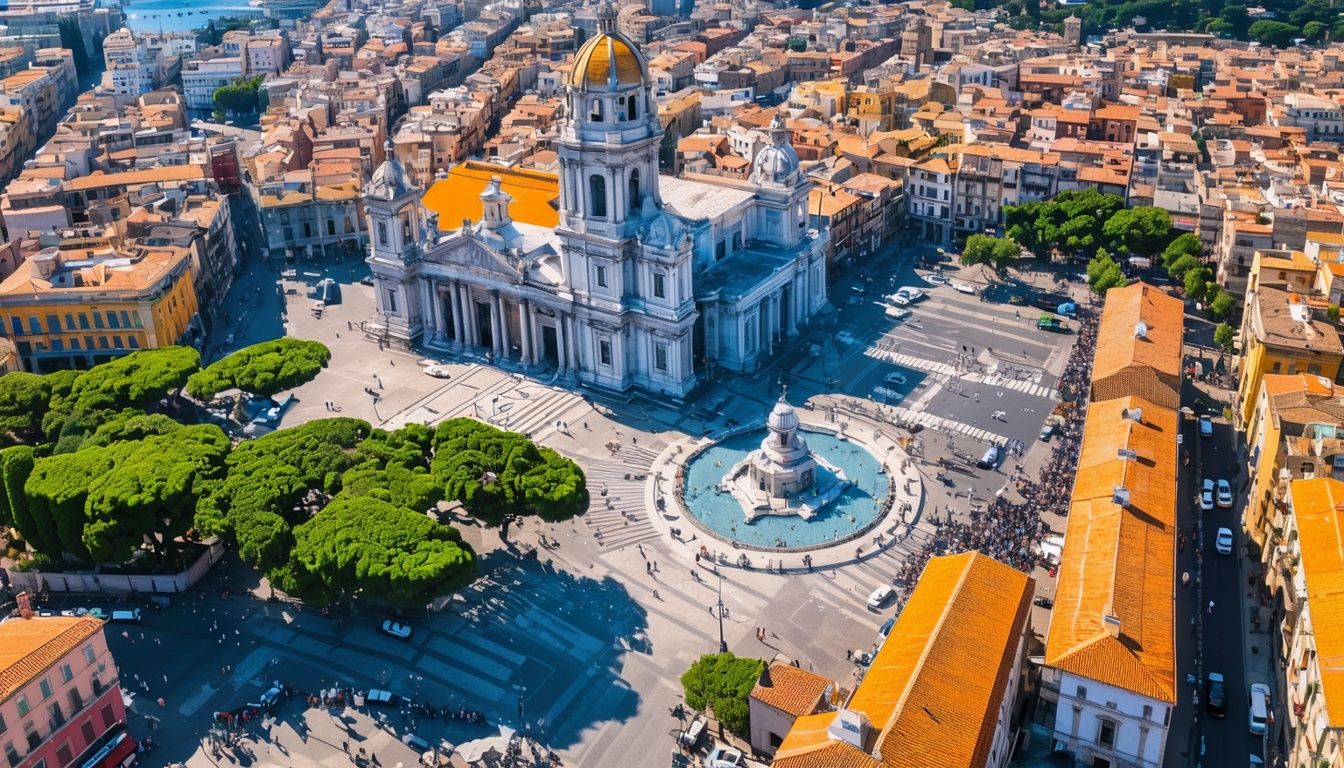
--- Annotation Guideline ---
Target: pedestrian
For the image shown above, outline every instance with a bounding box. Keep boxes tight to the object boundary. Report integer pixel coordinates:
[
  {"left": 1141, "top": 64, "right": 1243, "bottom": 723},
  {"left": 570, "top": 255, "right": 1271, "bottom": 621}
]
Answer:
[
  {"left": 1207, "top": 600, "right": 1215, "bottom": 615},
  {"left": 1181, "top": 571, "right": 1190, "bottom": 586},
  {"left": 342, "top": 741, "right": 349, "bottom": 754}
]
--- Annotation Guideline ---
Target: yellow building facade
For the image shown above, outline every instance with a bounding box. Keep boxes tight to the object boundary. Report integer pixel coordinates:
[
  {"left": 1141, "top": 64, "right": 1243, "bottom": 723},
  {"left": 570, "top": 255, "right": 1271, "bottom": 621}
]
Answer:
[{"left": 0, "top": 245, "right": 199, "bottom": 372}]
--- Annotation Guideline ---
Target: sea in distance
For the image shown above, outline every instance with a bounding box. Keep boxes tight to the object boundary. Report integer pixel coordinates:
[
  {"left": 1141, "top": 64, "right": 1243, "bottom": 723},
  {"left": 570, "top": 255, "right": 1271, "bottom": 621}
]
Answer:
[{"left": 123, "top": 0, "right": 259, "bottom": 34}]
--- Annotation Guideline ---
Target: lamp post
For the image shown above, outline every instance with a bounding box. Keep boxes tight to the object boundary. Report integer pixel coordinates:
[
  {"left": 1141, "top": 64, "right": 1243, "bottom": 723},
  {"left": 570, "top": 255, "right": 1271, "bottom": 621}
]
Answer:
[{"left": 715, "top": 566, "right": 727, "bottom": 653}]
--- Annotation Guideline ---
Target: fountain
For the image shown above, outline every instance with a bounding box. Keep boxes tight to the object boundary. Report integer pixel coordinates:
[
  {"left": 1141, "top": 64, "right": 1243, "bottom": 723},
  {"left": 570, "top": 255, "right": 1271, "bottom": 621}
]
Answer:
[{"left": 718, "top": 395, "right": 851, "bottom": 522}]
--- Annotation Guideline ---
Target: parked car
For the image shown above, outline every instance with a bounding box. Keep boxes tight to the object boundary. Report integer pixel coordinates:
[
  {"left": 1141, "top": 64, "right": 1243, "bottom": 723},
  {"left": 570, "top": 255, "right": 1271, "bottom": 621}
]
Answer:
[
  {"left": 884, "top": 306, "right": 911, "bottom": 320},
  {"left": 1207, "top": 672, "right": 1227, "bottom": 717},
  {"left": 379, "top": 619, "right": 414, "bottom": 640},
  {"left": 867, "top": 585, "right": 894, "bottom": 609},
  {"left": 678, "top": 717, "right": 706, "bottom": 749},
  {"left": 705, "top": 746, "right": 744, "bottom": 768},
  {"left": 110, "top": 609, "right": 141, "bottom": 623},
  {"left": 1216, "top": 527, "right": 1234, "bottom": 555},
  {"left": 951, "top": 281, "right": 978, "bottom": 295},
  {"left": 1249, "top": 682, "right": 1270, "bottom": 736},
  {"left": 1200, "top": 415, "right": 1214, "bottom": 438},
  {"left": 878, "top": 617, "right": 896, "bottom": 639},
  {"left": 834, "top": 329, "right": 859, "bottom": 346},
  {"left": 1216, "top": 479, "right": 1234, "bottom": 509},
  {"left": 422, "top": 365, "right": 452, "bottom": 379},
  {"left": 925, "top": 273, "right": 949, "bottom": 285},
  {"left": 888, "top": 287, "right": 925, "bottom": 306},
  {"left": 364, "top": 689, "right": 400, "bottom": 707},
  {"left": 976, "top": 444, "right": 1002, "bottom": 470},
  {"left": 1200, "top": 479, "right": 1215, "bottom": 511},
  {"left": 1039, "top": 423, "right": 1057, "bottom": 441},
  {"left": 1031, "top": 293, "right": 1072, "bottom": 312}
]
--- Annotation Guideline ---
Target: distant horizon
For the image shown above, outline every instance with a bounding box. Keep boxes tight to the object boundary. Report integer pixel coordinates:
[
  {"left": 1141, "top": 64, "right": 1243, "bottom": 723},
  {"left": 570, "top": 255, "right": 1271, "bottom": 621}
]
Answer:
[{"left": 123, "top": 0, "right": 258, "bottom": 34}]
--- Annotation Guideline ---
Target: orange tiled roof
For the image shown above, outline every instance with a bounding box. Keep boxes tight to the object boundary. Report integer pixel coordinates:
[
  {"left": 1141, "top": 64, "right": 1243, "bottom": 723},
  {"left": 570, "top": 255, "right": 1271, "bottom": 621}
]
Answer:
[
  {"left": 1291, "top": 477, "right": 1344, "bottom": 726},
  {"left": 774, "top": 553, "right": 1033, "bottom": 768},
  {"left": 1091, "top": 281, "right": 1184, "bottom": 408},
  {"left": 751, "top": 662, "right": 835, "bottom": 717},
  {"left": 422, "top": 161, "right": 559, "bottom": 229},
  {"left": 0, "top": 616, "right": 104, "bottom": 700},
  {"left": 1045, "top": 396, "right": 1178, "bottom": 703}
]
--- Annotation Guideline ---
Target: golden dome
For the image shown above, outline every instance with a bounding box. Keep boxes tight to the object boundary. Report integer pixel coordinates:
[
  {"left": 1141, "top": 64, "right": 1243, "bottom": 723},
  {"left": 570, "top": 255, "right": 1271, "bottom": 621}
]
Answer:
[{"left": 568, "top": 32, "right": 645, "bottom": 91}]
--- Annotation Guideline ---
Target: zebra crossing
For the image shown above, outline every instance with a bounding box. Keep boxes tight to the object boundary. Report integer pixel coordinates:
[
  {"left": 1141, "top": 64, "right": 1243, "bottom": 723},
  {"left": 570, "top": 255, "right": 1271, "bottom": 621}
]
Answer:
[
  {"left": 886, "top": 403, "right": 1006, "bottom": 444},
  {"left": 865, "top": 346, "right": 1059, "bottom": 400}
]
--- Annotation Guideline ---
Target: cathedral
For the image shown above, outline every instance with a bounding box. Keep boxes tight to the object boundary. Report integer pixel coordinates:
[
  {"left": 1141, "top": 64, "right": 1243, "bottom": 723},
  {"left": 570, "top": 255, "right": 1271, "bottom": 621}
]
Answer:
[{"left": 364, "top": 7, "right": 829, "bottom": 399}]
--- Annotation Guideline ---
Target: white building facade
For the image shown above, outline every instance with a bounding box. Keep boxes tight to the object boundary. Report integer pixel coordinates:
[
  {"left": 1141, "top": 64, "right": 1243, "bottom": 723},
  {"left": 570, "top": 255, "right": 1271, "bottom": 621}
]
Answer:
[{"left": 366, "top": 7, "right": 828, "bottom": 398}]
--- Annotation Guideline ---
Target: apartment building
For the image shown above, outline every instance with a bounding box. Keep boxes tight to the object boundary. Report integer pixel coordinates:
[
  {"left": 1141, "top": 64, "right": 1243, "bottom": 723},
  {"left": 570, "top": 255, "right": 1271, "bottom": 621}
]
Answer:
[
  {"left": 1278, "top": 93, "right": 1344, "bottom": 143},
  {"left": 953, "top": 145, "right": 1059, "bottom": 240},
  {"left": 0, "top": 612, "right": 136, "bottom": 768},
  {"left": 907, "top": 155, "right": 953, "bottom": 246},
  {"left": 181, "top": 55, "right": 246, "bottom": 111},
  {"left": 1236, "top": 279, "right": 1344, "bottom": 430}
]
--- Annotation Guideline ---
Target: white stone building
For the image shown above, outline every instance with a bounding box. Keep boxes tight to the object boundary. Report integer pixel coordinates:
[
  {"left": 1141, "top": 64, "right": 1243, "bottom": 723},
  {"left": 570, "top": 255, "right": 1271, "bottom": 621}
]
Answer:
[{"left": 366, "top": 6, "right": 828, "bottom": 398}]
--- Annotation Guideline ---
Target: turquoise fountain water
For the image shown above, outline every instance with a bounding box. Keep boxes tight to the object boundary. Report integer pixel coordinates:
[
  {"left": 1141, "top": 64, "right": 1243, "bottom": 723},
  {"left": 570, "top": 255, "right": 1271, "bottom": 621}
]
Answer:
[{"left": 681, "top": 429, "right": 889, "bottom": 550}]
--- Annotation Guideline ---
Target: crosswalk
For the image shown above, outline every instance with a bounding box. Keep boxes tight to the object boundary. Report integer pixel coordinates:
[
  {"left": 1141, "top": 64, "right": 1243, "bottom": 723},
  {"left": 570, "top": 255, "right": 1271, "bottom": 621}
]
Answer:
[{"left": 865, "top": 346, "right": 1059, "bottom": 400}]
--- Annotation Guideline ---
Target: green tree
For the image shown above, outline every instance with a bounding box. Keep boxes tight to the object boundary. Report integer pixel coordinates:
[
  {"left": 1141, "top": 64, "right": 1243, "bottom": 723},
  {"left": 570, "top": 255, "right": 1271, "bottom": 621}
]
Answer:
[
  {"left": 680, "top": 653, "right": 765, "bottom": 739},
  {"left": 1214, "top": 322, "right": 1237, "bottom": 352},
  {"left": 1167, "top": 253, "right": 1202, "bottom": 281},
  {"left": 1004, "top": 189, "right": 1124, "bottom": 258},
  {"left": 212, "top": 75, "right": 265, "bottom": 115},
  {"left": 961, "top": 234, "right": 1020, "bottom": 272},
  {"left": 285, "top": 494, "right": 476, "bottom": 607},
  {"left": 0, "top": 446, "right": 35, "bottom": 534},
  {"left": 1086, "top": 248, "right": 1127, "bottom": 294},
  {"left": 0, "top": 373, "right": 51, "bottom": 446},
  {"left": 24, "top": 443, "right": 133, "bottom": 559},
  {"left": 432, "top": 419, "right": 587, "bottom": 526},
  {"left": 81, "top": 426, "right": 230, "bottom": 563},
  {"left": 1209, "top": 289, "right": 1237, "bottom": 320},
  {"left": 1303, "top": 20, "right": 1327, "bottom": 41},
  {"left": 1184, "top": 266, "right": 1215, "bottom": 302},
  {"left": 1160, "top": 232, "right": 1203, "bottom": 267},
  {"left": 1103, "top": 206, "right": 1173, "bottom": 256},
  {"left": 1247, "top": 20, "right": 1299, "bottom": 46},
  {"left": 186, "top": 338, "right": 331, "bottom": 400}
]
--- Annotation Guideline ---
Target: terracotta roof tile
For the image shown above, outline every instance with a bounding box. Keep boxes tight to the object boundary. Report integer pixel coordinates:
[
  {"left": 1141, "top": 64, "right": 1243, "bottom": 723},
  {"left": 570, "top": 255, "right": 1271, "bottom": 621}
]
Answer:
[
  {"left": 0, "top": 616, "right": 104, "bottom": 700},
  {"left": 752, "top": 662, "right": 835, "bottom": 717},
  {"left": 1291, "top": 477, "right": 1344, "bottom": 726}
]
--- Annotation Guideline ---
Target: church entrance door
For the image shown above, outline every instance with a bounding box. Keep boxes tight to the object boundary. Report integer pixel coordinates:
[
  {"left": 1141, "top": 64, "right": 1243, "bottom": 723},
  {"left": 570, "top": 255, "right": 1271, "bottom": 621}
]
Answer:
[{"left": 541, "top": 325, "right": 559, "bottom": 368}]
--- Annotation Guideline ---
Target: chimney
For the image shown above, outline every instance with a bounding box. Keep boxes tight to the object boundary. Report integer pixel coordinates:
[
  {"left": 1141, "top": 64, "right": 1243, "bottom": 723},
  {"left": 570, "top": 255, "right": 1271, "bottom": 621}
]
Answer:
[
  {"left": 1112, "top": 485, "right": 1130, "bottom": 507},
  {"left": 1103, "top": 614, "right": 1121, "bottom": 637},
  {"left": 30, "top": 248, "right": 60, "bottom": 280},
  {"left": 1122, "top": 407, "right": 1143, "bottom": 422},
  {"left": 17, "top": 591, "right": 33, "bottom": 619},
  {"left": 1133, "top": 321, "right": 1148, "bottom": 339}
]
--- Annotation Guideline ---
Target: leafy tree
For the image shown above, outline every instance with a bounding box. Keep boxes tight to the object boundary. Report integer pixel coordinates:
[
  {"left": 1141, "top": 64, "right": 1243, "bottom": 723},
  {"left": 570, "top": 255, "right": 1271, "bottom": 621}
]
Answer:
[
  {"left": 680, "top": 653, "right": 765, "bottom": 739},
  {"left": 1209, "top": 289, "right": 1237, "bottom": 320},
  {"left": 1330, "top": 303, "right": 1341, "bottom": 323},
  {"left": 1004, "top": 189, "right": 1124, "bottom": 258},
  {"left": 24, "top": 443, "right": 133, "bottom": 559},
  {"left": 212, "top": 75, "right": 265, "bottom": 115},
  {"left": 187, "top": 338, "right": 331, "bottom": 400},
  {"left": 1184, "top": 266, "right": 1215, "bottom": 302},
  {"left": 285, "top": 494, "right": 476, "bottom": 607},
  {"left": 84, "top": 412, "right": 184, "bottom": 448},
  {"left": 1161, "top": 232, "right": 1202, "bottom": 267},
  {"left": 1214, "top": 322, "right": 1237, "bottom": 351},
  {"left": 81, "top": 426, "right": 230, "bottom": 563},
  {"left": 0, "top": 446, "right": 35, "bottom": 533},
  {"left": 1247, "top": 20, "right": 1299, "bottom": 46},
  {"left": 1086, "top": 248, "right": 1127, "bottom": 294},
  {"left": 0, "top": 373, "right": 51, "bottom": 446},
  {"left": 1303, "top": 20, "right": 1327, "bottom": 42},
  {"left": 1103, "top": 206, "right": 1173, "bottom": 256},
  {"left": 961, "top": 234, "right": 1020, "bottom": 272},
  {"left": 432, "top": 419, "right": 587, "bottom": 526},
  {"left": 1167, "top": 253, "right": 1202, "bottom": 281}
]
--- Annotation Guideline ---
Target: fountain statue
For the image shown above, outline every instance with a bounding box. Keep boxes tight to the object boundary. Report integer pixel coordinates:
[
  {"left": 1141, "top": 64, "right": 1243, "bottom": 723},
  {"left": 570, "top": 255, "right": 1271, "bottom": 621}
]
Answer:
[{"left": 719, "top": 392, "right": 851, "bottom": 522}]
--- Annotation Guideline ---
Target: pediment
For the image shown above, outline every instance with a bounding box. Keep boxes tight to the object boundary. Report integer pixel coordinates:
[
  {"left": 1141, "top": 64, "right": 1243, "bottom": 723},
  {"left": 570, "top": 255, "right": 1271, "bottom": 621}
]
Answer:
[{"left": 424, "top": 237, "right": 523, "bottom": 281}]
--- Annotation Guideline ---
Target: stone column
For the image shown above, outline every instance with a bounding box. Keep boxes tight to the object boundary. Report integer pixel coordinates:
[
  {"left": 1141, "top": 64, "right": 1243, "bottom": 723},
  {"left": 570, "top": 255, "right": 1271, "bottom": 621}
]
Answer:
[
  {"left": 498, "top": 296, "right": 512, "bottom": 358},
  {"left": 556, "top": 314, "right": 568, "bottom": 372},
  {"left": 567, "top": 312, "right": 581, "bottom": 373},
  {"left": 460, "top": 284, "right": 477, "bottom": 347},
  {"left": 432, "top": 282, "right": 447, "bottom": 342},
  {"left": 488, "top": 292, "right": 502, "bottom": 357},
  {"left": 449, "top": 282, "right": 464, "bottom": 346},
  {"left": 519, "top": 300, "right": 532, "bottom": 364}
]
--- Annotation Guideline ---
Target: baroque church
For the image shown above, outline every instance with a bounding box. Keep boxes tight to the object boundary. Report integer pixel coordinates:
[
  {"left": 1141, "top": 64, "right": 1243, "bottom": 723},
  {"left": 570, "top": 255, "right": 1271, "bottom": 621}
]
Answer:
[{"left": 364, "top": 6, "right": 829, "bottom": 398}]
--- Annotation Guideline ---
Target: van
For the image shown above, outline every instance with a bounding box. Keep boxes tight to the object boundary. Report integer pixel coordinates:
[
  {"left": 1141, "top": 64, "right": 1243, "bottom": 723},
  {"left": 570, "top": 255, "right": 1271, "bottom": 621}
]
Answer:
[
  {"left": 401, "top": 733, "right": 431, "bottom": 752},
  {"left": 110, "top": 609, "right": 141, "bottom": 623},
  {"left": 1248, "top": 683, "right": 1270, "bottom": 736}
]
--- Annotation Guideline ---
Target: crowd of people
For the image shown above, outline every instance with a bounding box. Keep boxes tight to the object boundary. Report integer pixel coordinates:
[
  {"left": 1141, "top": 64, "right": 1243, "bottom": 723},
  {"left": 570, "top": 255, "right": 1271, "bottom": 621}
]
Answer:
[{"left": 892, "top": 308, "right": 1102, "bottom": 590}]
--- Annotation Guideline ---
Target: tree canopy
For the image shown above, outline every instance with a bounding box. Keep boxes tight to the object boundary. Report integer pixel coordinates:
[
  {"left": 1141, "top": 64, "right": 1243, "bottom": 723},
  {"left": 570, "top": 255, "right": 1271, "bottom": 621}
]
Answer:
[
  {"left": 212, "top": 75, "right": 265, "bottom": 115},
  {"left": 1102, "top": 206, "right": 1173, "bottom": 257},
  {"left": 1004, "top": 189, "right": 1124, "bottom": 258},
  {"left": 960, "top": 234, "right": 1020, "bottom": 272},
  {"left": 284, "top": 494, "right": 476, "bottom": 607},
  {"left": 187, "top": 338, "right": 330, "bottom": 399},
  {"left": 0, "top": 373, "right": 51, "bottom": 446},
  {"left": 680, "top": 653, "right": 765, "bottom": 739},
  {"left": 1086, "top": 248, "right": 1128, "bottom": 294}
]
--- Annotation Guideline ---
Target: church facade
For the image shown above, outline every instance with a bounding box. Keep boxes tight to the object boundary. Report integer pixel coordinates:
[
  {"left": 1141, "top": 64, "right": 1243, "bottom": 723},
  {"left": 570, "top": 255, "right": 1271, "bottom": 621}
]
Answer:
[{"left": 365, "top": 9, "right": 829, "bottom": 398}]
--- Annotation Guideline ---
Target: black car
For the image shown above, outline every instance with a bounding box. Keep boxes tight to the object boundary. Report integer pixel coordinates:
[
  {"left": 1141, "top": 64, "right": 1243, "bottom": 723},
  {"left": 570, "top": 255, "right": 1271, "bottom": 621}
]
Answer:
[
  {"left": 1031, "top": 293, "right": 1071, "bottom": 311},
  {"left": 1206, "top": 672, "right": 1226, "bottom": 717}
]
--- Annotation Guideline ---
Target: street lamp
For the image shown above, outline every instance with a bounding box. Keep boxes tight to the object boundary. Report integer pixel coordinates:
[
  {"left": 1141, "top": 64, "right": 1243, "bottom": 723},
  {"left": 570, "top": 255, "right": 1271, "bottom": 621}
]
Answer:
[{"left": 715, "top": 567, "right": 727, "bottom": 653}]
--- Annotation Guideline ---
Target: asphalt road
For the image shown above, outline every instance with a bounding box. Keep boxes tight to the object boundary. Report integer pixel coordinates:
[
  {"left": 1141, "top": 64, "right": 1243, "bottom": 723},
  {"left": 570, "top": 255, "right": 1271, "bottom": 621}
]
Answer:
[{"left": 1193, "top": 415, "right": 1259, "bottom": 766}]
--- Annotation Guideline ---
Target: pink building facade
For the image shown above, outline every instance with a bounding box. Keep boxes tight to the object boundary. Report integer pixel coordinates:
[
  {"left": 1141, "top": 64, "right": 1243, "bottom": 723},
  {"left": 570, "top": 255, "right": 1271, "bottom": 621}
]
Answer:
[{"left": 0, "top": 615, "right": 136, "bottom": 768}]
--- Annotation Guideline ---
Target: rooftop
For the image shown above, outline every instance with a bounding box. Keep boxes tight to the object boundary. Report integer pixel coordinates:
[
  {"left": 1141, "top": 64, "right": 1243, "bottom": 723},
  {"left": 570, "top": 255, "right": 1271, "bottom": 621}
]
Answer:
[
  {"left": 0, "top": 616, "right": 104, "bottom": 701},
  {"left": 423, "top": 161, "right": 560, "bottom": 229},
  {"left": 1290, "top": 477, "right": 1344, "bottom": 727}
]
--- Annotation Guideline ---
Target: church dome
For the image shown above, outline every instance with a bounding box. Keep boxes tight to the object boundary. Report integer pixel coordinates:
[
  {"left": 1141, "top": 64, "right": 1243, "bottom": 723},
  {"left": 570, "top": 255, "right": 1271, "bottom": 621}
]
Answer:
[
  {"left": 751, "top": 115, "right": 801, "bottom": 186},
  {"left": 367, "top": 146, "right": 414, "bottom": 201},
  {"left": 568, "top": 32, "right": 647, "bottom": 91},
  {"left": 767, "top": 395, "right": 800, "bottom": 434}
]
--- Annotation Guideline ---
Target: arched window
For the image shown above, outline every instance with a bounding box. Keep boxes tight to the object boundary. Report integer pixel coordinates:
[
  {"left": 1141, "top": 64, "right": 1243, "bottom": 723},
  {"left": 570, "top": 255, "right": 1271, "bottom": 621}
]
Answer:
[
  {"left": 628, "top": 168, "right": 640, "bottom": 210},
  {"left": 589, "top": 174, "right": 607, "bottom": 218},
  {"left": 626, "top": 94, "right": 638, "bottom": 120},
  {"left": 589, "top": 98, "right": 602, "bottom": 121}
]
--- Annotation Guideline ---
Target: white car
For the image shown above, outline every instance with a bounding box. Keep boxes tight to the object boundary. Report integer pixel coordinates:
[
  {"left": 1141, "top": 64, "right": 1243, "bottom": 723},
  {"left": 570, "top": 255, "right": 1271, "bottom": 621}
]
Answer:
[
  {"left": 951, "top": 281, "right": 978, "bottom": 295},
  {"left": 1249, "top": 682, "right": 1270, "bottom": 736},
  {"left": 1200, "top": 479, "right": 1215, "bottom": 511},
  {"left": 867, "top": 585, "right": 894, "bottom": 609},
  {"left": 422, "top": 364, "right": 452, "bottom": 379},
  {"left": 884, "top": 372, "right": 908, "bottom": 386},
  {"left": 883, "top": 305, "right": 911, "bottom": 320},
  {"left": 888, "top": 287, "right": 925, "bottom": 306},
  {"left": 835, "top": 330, "right": 859, "bottom": 346},
  {"left": 705, "top": 746, "right": 744, "bottom": 768},
  {"left": 379, "top": 619, "right": 414, "bottom": 640},
  {"left": 1215, "top": 527, "right": 1234, "bottom": 555},
  {"left": 1216, "top": 479, "right": 1234, "bottom": 508},
  {"left": 925, "top": 273, "right": 949, "bottom": 285}
]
